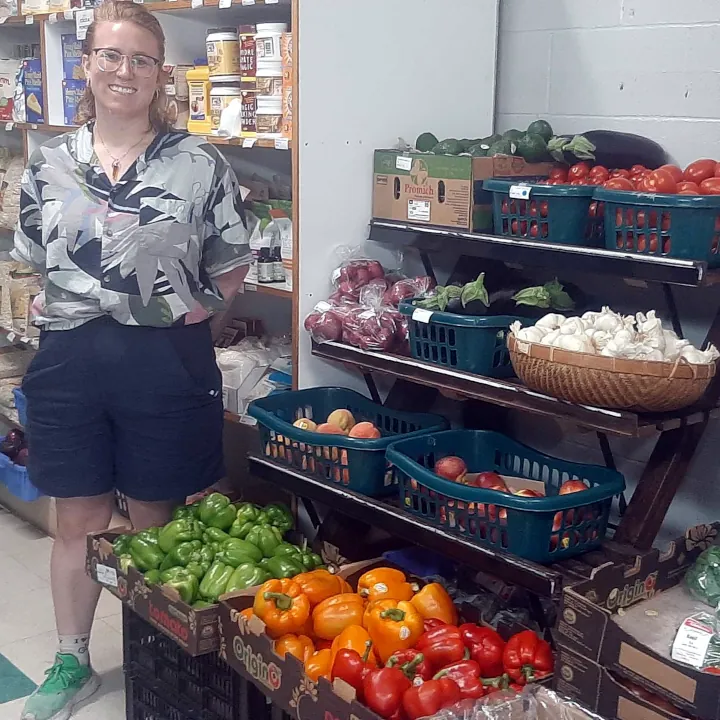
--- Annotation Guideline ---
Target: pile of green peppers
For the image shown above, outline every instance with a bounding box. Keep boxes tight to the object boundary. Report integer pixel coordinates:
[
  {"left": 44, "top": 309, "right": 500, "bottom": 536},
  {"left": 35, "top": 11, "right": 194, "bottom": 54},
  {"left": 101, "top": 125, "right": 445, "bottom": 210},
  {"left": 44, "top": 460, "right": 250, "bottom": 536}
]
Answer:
[{"left": 110, "top": 494, "right": 323, "bottom": 609}]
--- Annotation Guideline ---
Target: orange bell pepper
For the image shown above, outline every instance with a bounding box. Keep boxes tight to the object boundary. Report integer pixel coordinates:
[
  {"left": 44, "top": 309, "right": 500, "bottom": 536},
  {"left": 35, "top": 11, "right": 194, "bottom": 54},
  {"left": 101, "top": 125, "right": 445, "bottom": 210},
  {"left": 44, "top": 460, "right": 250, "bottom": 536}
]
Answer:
[
  {"left": 274, "top": 634, "right": 315, "bottom": 664},
  {"left": 410, "top": 583, "right": 458, "bottom": 626},
  {"left": 366, "top": 578, "right": 416, "bottom": 603},
  {"left": 339, "top": 578, "right": 353, "bottom": 594},
  {"left": 293, "top": 569, "right": 347, "bottom": 607},
  {"left": 253, "top": 579, "right": 311, "bottom": 639},
  {"left": 312, "top": 593, "right": 365, "bottom": 640},
  {"left": 364, "top": 599, "right": 424, "bottom": 664},
  {"left": 304, "top": 648, "right": 333, "bottom": 682},
  {"left": 330, "top": 624, "right": 378, "bottom": 669},
  {"left": 357, "top": 568, "right": 408, "bottom": 598}
]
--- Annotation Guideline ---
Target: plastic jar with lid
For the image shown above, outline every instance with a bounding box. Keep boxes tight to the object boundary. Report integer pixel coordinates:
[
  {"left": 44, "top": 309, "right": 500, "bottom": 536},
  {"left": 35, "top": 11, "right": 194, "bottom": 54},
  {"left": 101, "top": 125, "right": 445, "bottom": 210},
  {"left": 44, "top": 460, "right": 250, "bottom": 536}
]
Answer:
[
  {"left": 256, "top": 96, "right": 283, "bottom": 138},
  {"left": 256, "top": 63, "right": 282, "bottom": 98},
  {"left": 210, "top": 81, "right": 243, "bottom": 131},
  {"left": 207, "top": 28, "right": 240, "bottom": 78},
  {"left": 255, "top": 23, "right": 288, "bottom": 63},
  {"left": 186, "top": 64, "right": 212, "bottom": 134}
]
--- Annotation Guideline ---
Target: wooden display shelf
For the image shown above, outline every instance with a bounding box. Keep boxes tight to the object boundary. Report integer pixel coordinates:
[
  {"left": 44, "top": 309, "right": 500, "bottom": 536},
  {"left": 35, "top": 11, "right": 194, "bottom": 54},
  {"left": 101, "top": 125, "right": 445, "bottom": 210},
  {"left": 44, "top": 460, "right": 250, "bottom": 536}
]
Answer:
[
  {"left": 311, "top": 340, "right": 719, "bottom": 438},
  {"left": 370, "top": 220, "right": 720, "bottom": 288},
  {"left": 244, "top": 282, "right": 291, "bottom": 298}
]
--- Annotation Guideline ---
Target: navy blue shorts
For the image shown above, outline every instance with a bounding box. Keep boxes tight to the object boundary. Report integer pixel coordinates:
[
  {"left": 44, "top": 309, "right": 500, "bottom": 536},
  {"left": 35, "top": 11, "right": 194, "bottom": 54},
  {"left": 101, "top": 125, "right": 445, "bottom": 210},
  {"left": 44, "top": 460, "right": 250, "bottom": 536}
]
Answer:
[{"left": 22, "top": 317, "right": 225, "bottom": 501}]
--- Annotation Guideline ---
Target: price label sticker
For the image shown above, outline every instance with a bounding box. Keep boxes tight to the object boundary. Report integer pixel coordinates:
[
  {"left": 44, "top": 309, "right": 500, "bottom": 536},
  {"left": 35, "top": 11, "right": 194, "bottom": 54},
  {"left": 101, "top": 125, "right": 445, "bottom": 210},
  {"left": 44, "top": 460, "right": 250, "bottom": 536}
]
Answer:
[
  {"left": 48, "top": 12, "right": 57, "bottom": 22},
  {"left": 63, "top": 9, "right": 74, "bottom": 18},
  {"left": 242, "top": 137, "right": 256, "bottom": 148},
  {"left": 241, "top": 0, "right": 255, "bottom": 4},
  {"left": 396, "top": 155, "right": 412, "bottom": 171},
  {"left": 95, "top": 564, "right": 118, "bottom": 588},
  {"left": 314, "top": 301, "right": 332, "bottom": 312},
  {"left": 219, "top": 0, "right": 231, "bottom": 8},
  {"left": 191, "top": 0, "right": 203, "bottom": 7},
  {"left": 4, "top": 122, "right": 13, "bottom": 131},
  {"left": 412, "top": 308, "right": 434, "bottom": 324},
  {"left": 25, "top": 14, "right": 34, "bottom": 23},
  {"left": 164, "top": 84, "right": 176, "bottom": 96},
  {"left": 31, "top": 124, "right": 37, "bottom": 130},
  {"left": 75, "top": 8, "right": 94, "bottom": 40},
  {"left": 265, "top": 0, "right": 279, "bottom": 4},
  {"left": 244, "top": 283, "right": 257, "bottom": 292},
  {"left": 672, "top": 614, "right": 715, "bottom": 668},
  {"left": 509, "top": 184, "right": 532, "bottom": 200},
  {"left": 274, "top": 137, "right": 289, "bottom": 150}
]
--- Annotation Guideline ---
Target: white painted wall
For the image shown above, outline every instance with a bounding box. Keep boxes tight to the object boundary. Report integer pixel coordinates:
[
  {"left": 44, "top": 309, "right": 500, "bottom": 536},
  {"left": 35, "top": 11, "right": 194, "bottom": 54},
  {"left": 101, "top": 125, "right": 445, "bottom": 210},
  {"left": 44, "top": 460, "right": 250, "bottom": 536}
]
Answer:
[{"left": 496, "top": 0, "right": 720, "bottom": 544}]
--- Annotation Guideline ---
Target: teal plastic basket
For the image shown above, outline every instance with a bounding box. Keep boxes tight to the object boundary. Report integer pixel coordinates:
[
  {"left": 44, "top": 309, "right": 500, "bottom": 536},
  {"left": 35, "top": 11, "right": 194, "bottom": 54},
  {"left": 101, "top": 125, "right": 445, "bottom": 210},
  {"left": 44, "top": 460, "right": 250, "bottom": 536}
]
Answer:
[
  {"left": 484, "top": 179, "right": 603, "bottom": 246},
  {"left": 248, "top": 388, "right": 448, "bottom": 497},
  {"left": 595, "top": 188, "right": 720, "bottom": 266},
  {"left": 387, "top": 430, "right": 625, "bottom": 563},
  {"left": 399, "top": 300, "right": 521, "bottom": 378}
]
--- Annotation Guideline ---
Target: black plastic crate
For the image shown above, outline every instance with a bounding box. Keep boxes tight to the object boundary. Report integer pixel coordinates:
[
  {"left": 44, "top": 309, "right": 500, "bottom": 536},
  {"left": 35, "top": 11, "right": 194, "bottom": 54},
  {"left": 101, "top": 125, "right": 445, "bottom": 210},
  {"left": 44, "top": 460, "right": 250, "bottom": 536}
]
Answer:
[{"left": 123, "top": 607, "right": 274, "bottom": 720}]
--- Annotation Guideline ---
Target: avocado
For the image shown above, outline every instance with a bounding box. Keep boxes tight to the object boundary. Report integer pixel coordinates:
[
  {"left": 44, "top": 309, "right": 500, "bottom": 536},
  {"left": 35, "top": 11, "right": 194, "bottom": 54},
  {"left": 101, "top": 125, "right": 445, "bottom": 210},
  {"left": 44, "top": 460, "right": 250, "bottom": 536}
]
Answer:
[
  {"left": 488, "top": 139, "right": 516, "bottom": 156},
  {"left": 527, "top": 119, "right": 554, "bottom": 143},
  {"left": 502, "top": 129, "right": 525, "bottom": 142},
  {"left": 516, "top": 133, "right": 549, "bottom": 163},
  {"left": 416, "top": 132, "right": 439, "bottom": 152},
  {"left": 467, "top": 143, "right": 490, "bottom": 157},
  {"left": 431, "top": 139, "right": 463, "bottom": 155}
]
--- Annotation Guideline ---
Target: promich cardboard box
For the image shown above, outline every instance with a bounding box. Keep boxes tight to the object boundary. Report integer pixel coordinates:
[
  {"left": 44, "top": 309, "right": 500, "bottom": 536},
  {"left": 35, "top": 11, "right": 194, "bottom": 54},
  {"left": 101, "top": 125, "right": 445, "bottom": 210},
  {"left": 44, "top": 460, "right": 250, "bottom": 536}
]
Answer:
[
  {"left": 555, "top": 523, "right": 720, "bottom": 720},
  {"left": 372, "top": 150, "right": 553, "bottom": 232}
]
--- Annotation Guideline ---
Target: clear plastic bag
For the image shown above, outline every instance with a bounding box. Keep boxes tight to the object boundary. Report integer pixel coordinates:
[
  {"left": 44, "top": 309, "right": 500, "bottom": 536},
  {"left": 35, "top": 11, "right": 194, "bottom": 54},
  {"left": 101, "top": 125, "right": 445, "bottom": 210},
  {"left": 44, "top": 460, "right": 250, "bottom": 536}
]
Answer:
[{"left": 383, "top": 275, "right": 436, "bottom": 307}]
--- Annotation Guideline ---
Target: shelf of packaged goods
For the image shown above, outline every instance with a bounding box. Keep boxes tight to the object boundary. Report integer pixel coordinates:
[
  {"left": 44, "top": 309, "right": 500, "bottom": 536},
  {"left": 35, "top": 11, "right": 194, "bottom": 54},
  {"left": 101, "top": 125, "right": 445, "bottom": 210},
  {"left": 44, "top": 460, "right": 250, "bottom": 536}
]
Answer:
[
  {"left": 369, "top": 220, "right": 720, "bottom": 289},
  {"left": 243, "top": 282, "right": 291, "bottom": 298},
  {"left": 311, "top": 340, "right": 719, "bottom": 438}
]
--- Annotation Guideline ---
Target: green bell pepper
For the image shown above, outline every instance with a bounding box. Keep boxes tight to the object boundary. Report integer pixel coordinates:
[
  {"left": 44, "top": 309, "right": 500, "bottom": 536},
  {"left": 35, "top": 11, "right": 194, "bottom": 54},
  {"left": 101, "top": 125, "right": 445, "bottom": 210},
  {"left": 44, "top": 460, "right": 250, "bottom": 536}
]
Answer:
[
  {"left": 218, "top": 538, "right": 264, "bottom": 567},
  {"left": 192, "top": 600, "right": 215, "bottom": 609},
  {"left": 144, "top": 569, "right": 161, "bottom": 585},
  {"left": 272, "top": 542, "right": 302, "bottom": 559},
  {"left": 161, "top": 568, "right": 199, "bottom": 604},
  {"left": 185, "top": 561, "right": 208, "bottom": 580},
  {"left": 234, "top": 503, "right": 263, "bottom": 524},
  {"left": 159, "top": 540, "right": 204, "bottom": 571},
  {"left": 264, "top": 503, "right": 294, "bottom": 533},
  {"left": 113, "top": 534, "right": 133, "bottom": 556},
  {"left": 203, "top": 527, "right": 231, "bottom": 548},
  {"left": 158, "top": 519, "right": 203, "bottom": 554},
  {"left": 245, "top": 524, "right": 283, "bottom": 557},
  {"left": 172, "top": 502, "right": 200, "bottom": 521},
  {"left": 225, "top": 563, "right": 272, "bottom": 593},
  {"left": 229, "top": 519, "right": 256, "bottom": 539},
  {"left": 129, "top": 530, "right": 165, "bottom": 572},
  {"left": 298, "top": 551, "right": 324, "bottom": 571},
  {"left": 199, "top": 493, "right": 236, "bottom": 530},
  {"left": 198, "top": 560, "right": 235, "bottom": 602},
  {"left": 118, "top": 554, "right": 135, "bottom": 573},
  {"left": 263, "top": 555, "right": 304, "bottom": 579}
]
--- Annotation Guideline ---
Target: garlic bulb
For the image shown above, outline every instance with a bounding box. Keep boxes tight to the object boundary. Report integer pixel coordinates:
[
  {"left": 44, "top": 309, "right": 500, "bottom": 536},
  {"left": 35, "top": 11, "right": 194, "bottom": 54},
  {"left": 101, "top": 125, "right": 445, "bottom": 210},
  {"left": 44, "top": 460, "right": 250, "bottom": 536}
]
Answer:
[
  {"left": 593, "top": 307, "right": 625, "bottom": 333},
  {"left": 509, "top": 320, "right": 523, "bottom": 336},
  {"left": 535, "top": 313, "right": 565, "bottom": 330},
  {"left": 540, "top": 329, "right": 561, "bottom": 346},
  {"left": 552, "top": 333, "right": 595, "bottom": 353},
  {"left": 560, "top": 318, "right": 586, "bottom": 335},
  {"left": 516, "top": 326, "right": 546, "bottom": 343}
]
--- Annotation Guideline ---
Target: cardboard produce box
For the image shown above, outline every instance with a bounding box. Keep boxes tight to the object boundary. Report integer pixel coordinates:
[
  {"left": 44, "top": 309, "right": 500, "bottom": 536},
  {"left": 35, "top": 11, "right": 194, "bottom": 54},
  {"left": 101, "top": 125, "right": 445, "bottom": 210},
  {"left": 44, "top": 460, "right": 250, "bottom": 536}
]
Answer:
[
  {"left": 555, "top": 523, "right": 720, "bottom": 720},
  {"left": 372, "top": 150, "right": 553, "bottom": 232},
  {"left": 87, "top": 529, "right": 223, "bottom": 656}
]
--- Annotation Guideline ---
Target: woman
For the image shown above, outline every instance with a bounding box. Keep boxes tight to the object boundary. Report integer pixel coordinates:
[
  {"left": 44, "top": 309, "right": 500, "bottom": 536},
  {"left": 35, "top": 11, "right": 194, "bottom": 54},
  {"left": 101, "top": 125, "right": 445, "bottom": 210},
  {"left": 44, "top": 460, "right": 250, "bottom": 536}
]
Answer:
[{"left": 13, "top": 3, "right": 251, "bottom": 718}]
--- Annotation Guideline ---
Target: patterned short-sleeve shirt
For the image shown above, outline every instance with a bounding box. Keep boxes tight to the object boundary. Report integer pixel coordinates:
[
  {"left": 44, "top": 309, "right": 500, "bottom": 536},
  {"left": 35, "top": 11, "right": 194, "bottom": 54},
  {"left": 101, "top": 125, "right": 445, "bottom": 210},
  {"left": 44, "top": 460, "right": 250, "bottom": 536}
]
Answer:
[{"left": 12, "top": 123, "right": 252, "bottom": 330}]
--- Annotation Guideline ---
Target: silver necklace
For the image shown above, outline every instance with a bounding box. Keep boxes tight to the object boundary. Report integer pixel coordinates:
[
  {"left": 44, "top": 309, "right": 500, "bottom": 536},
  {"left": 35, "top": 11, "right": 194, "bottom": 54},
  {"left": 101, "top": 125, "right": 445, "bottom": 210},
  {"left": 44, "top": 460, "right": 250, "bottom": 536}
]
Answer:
[{"left": 95, "top": 126, "right": 155, "bottom": 181}]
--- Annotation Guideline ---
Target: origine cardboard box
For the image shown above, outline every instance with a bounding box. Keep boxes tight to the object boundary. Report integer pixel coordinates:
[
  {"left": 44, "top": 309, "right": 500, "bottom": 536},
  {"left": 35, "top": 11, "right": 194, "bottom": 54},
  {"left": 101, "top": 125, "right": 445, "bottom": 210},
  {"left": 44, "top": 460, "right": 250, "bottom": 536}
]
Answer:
[
  {"left": 372, "top": 150, "right": 554, "bottom": 232},
  {"left": 555, "top": 523, "right": 720, "bottom": 720}
]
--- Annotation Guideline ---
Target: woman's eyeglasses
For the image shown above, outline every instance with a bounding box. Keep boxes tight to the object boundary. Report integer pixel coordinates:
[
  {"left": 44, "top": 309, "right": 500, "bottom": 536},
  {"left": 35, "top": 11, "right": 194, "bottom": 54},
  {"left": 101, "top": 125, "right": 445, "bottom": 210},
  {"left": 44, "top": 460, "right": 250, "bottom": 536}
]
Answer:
[{"left": 92, "top": 48, "right": 160, "bottom": 78}]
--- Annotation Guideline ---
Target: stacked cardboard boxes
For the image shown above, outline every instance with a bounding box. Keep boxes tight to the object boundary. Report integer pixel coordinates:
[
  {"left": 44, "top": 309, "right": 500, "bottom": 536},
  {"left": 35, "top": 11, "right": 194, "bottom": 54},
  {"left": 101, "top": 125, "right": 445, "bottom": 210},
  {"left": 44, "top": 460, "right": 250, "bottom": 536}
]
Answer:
[{"left": 61, "top": 34, "right": 85, "bottom": 127}]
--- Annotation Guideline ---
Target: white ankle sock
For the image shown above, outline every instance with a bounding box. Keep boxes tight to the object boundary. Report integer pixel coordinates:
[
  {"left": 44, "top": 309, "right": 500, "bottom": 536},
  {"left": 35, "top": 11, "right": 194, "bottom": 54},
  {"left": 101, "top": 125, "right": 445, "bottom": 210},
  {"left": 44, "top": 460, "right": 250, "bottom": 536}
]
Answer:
[{"left": 58, "top": 634, "right": 90, "bottom": 666}]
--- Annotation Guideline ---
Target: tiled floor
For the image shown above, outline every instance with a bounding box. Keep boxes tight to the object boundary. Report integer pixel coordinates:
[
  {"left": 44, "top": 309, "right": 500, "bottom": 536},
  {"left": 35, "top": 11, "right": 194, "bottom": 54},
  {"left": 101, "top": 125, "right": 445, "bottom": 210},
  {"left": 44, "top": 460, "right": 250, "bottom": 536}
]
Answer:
[{"left": 0, "top": 505, "right": 125, "bottom": 719}]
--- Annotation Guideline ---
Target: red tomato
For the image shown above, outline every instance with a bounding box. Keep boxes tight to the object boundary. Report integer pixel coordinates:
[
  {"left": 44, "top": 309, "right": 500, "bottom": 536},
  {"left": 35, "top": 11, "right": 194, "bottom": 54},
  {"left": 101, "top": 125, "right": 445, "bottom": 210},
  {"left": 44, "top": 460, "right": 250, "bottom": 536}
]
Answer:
[
  {"left": 649, "top": 233, "right": 659, "bottom": 253},
  {"left": 571, "top": 179, "right": 588, "bottom": 185},
  {"left": 644, "top": 169, "right": 678, "bottom": 194},
  {"left": 664, "top": 238, "right": 672, "bottom": 254},
  {"left": 541, "top": 223, "right": 548, "bottom": 238},
  {"left": 610, "top": 169, "right": 631, "bottom": 179},
  {"left": 539, "top": 201, "right": 549, "bottom": 218},
  {"left": 501, "top": 199, "right": 509, "bottom": 213},
  {"left": 604, "top": 177, "right": 634, "bottom": 191},
  {"left": 633, "top": 175, "right": 649, "bottom": 191},
  {"left": 658, "top": 164, "right": 683, "bottom": 183},
  {"left": 529, "top": 202, "right": 538, "bottom": 217},
  {"left": 715, "top": 162, "right": 720, "bottom": 178},
  {"left": 549, "top": 167, "right": 568, "bottom": 182},
  {"left": 637, "top": 234, "right": 647, "bottom": 252},
  {"left": 630, "top": 165, "right": 647, "bottom": 176},
  {"left": 661, "top": 213, "right": 671, "bottom": 231},
  {"left": 699, "top": 178, "right": 720, "bottom": 195},
  {"left": 529, "top": 221, "right": 539, "bottom": 238},
  {"left": 679, "top": 189, "right": 700, "bottom": 195},
  {"left": 511, "top": 219, "right": 528, "bottom": 235},
  {"left": 588, "top": 201, "right": 598, "bottom": 218},
  {"left": 684, "top": 159, "right": 717, "bottom": 184},
  {"left": 588, "top": 166, "right": 610, "bottom": 184},
  {"left": 677, "top": 181, "right": 700, "bottom": 193},
  {"left": 568, "top": 162, "right": 591, "bottom": 180},
  {"left": 636, "top": 210, "right": 645, "bottom": 229}
]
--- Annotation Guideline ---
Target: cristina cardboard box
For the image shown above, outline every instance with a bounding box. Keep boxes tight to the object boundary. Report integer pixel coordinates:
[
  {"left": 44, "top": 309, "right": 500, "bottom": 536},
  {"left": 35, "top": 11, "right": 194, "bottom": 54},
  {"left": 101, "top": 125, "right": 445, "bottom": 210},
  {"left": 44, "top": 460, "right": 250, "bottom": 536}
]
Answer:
[{"left": 372, "top": 150, "right": 553, "bottom": 232}]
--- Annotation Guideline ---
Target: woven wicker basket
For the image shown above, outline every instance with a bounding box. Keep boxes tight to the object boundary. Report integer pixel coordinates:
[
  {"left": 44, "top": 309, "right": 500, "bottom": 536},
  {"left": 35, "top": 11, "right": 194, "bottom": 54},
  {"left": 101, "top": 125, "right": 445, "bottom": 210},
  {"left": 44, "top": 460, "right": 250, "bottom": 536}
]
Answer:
[{"left": 507, "top": 334, "right": 716, "bottom": 412}]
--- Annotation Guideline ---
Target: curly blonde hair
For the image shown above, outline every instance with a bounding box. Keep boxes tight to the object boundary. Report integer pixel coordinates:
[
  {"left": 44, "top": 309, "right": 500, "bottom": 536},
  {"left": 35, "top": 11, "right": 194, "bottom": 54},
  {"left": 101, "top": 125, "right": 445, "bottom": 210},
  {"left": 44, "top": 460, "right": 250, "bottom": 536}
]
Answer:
[{"left": 75, "top": 0, "right": 172, "bottom": 132}]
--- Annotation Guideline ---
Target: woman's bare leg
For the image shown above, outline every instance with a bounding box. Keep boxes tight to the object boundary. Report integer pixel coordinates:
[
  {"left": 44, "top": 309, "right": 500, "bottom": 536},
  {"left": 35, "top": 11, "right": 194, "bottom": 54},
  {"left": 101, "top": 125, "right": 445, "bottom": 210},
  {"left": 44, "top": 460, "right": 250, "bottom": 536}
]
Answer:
[{"left": 126, "top": 496, "right": 175, "bottom": 531}]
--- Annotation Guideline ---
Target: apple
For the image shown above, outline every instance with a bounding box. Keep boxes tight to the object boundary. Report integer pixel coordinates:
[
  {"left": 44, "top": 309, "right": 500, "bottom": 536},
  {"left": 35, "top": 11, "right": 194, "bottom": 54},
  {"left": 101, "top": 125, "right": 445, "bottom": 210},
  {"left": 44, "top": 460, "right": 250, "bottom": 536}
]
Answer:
[
  {"left": 469, "top": 471, "right": 507, "bottom": 491},
  {"left": 348, "top": 422, "right": 381, "bottom": 439},
  {"left": 326, "top": 409, "right": 356, "bottom": 433},
  {"left": 293, "top": 418, "right": 318, "bottom": 432},
  {"left": 559, "top": 480, "right": 588, "bottom": 494},
  {"left": 434, "top": 456, "right": 468, "bottom": 482},
  {"left": 513, "top": 488, "right": 544, "bottom": 498},
  {"left": 316, "top": 423, "right": 347, "bottom": 435}
]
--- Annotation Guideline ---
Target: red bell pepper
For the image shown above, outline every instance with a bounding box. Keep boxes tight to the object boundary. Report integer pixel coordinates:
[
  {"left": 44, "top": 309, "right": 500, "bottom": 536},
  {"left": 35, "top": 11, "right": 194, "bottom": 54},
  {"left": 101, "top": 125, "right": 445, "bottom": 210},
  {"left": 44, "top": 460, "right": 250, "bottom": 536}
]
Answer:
[
  {"left": 386, "top": 650, "right": 433, "bottom": 682},
  {"left": 503, "top": 630, "right": 553, "bottom": 685},
  {"left": 363, "top": 667, "right": 412, "bottom": 719},
  {"left": 423, "top": 618, "right": 447, "bottom": 632},
  {"left": 402, "top": 677, "right": 462, "bottom": 720},
  {"left": 435, "top": 660, "right": 486, "bottom": 700},
  {"left": 458, "top": 623, "right": 506, "bottom": 678},
  {"left": 415, "top": 625, "right": 467, "bottom": 672},
  {"left": 331, "top": 641, "right": 373, "bottom": 701}
]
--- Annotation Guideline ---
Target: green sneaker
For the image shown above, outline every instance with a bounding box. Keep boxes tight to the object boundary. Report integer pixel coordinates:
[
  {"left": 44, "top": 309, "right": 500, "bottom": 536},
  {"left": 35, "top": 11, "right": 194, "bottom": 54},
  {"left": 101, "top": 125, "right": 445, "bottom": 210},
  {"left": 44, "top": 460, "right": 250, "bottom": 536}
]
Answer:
[{"left": 21, "top": 653, "right": 100, "bottom": 720}]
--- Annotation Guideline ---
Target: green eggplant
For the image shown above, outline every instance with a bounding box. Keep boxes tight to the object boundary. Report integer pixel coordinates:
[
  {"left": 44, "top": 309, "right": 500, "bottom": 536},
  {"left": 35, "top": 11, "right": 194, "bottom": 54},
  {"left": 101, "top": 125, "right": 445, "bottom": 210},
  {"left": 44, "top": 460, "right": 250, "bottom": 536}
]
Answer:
[{"left": 225, "top": 563, "right": 272, "bottom": 593}]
